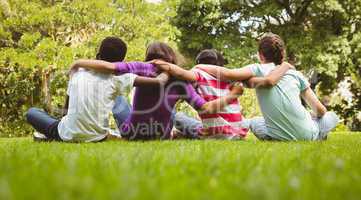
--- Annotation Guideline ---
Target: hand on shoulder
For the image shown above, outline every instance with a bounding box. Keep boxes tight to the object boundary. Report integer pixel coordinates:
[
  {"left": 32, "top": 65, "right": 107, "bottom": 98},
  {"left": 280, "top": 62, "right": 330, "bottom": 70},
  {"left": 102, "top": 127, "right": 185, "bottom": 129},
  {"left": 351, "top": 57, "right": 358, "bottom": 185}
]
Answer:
[
  {"left": 281, "top": 61, "right": 296, "bottom": 70},
  {"left": 149, "top": 59, "right": 171, "bottom": 72}
]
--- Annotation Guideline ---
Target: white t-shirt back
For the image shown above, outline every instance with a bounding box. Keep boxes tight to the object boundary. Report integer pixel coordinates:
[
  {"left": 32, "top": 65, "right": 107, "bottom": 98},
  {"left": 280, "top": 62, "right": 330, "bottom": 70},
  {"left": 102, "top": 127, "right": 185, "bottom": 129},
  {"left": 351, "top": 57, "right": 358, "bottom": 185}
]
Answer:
[{"left": 57, "top": 69, "right": 137, "bottom": 142}]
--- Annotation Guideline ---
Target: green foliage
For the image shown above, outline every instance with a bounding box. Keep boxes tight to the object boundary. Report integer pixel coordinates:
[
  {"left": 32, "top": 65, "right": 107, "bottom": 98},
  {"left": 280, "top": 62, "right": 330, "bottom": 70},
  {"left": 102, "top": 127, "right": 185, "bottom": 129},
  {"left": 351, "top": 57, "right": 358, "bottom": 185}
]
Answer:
[
  {"left": 1, "top": 0, "right": 359, "bottom": 136},
  {"left": 173, "top": 0, "right": 361, "bottom": 130},
  {"left": 0, "top": 132, "right": 360, "bottom": 199},
  {"left": 0, "top": 0, "right": 178, "bottom": 136}
]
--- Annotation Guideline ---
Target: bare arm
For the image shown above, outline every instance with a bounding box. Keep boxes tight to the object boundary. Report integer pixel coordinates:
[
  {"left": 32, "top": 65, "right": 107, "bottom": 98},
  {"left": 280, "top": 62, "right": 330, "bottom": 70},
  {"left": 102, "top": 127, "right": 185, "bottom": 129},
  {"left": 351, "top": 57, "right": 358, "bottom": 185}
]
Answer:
[
  {"left": 301, "top": 87, "right": 327, "bottom": 117},
  {"left": 151, "top": 60, "right": 197, "bottom": 82},
  {"left": 201, "top": 83, "right": 244, "bottom": 114},
  {"left": 195, "top": 64, "right": 254, "bottom": 81},
  {"left": 133, "top": 72, "right": 169, "bottom": 86},
  {"left": 246, "top": 62, "right": 294, "bottom": 88},
  {"left": 70, "top": 59, "right": 116, "bottom": 74}
]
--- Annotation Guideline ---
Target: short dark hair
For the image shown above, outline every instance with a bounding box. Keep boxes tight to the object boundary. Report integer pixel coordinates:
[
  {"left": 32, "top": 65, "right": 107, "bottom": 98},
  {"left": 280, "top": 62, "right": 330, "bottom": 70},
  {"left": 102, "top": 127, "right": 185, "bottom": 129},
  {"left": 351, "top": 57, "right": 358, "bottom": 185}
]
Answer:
[
  {"left": 258, "top": 33, "right": 286, "bottom": 65},
  {"left": 145, "top": 42, "right": 178, "bottom": 64},
  {"left": 96, "top": 37, "right": 127, "bottom": 62},
  {"left": 195, "top": 49, "right": 218, "bottom": 65}
]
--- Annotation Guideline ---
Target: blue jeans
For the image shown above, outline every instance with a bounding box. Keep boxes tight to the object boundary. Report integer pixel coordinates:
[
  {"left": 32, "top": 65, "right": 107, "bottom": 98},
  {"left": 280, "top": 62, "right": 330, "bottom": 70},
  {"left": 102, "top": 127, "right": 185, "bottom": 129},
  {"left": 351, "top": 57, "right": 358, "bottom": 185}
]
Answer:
[
  {"left": 112, "top": 96, "right": 131, "bottom": 131},
  {"left": 173, "top": 112, "right": 202, "bottom": 139},
  {"left": 25, "top": 108, "right": 62, "bottom": 141},
  {"left": 243, "top": 112, "right": 339, "bottom": 141}
]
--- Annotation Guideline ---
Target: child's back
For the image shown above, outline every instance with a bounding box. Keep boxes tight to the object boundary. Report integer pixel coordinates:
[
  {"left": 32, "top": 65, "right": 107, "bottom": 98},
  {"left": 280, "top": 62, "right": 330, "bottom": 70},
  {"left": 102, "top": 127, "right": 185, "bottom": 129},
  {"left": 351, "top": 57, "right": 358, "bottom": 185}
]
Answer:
[
  {"left": 192, "top": 65, "right": 248, "bottom": 139},
  {"left": 118, "top": 64, "right": 206, "bottom": 140},
  {"left": 26, "top": 36, "right": 135, "bottom": 143},
  {"left": 58, "top": 69, "right": 136, "bottom": 142},
  {"left": 248, "top": 63, "right": 319, "bottom": 140}
]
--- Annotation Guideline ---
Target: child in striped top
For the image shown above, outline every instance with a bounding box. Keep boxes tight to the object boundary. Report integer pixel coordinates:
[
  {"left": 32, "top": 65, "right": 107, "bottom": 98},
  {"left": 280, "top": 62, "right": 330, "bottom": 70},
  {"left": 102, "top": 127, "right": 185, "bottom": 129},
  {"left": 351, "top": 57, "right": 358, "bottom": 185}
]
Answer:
[{"left": 152, "top": 49, "right": 247, "bottom": 139}]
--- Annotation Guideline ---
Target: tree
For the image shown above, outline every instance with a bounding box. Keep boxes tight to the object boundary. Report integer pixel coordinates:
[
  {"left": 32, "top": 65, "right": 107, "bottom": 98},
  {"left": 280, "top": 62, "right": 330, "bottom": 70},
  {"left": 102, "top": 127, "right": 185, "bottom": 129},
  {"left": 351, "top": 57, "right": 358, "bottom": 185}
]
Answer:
[
  {"left": 0, "top": 0, "right": 178, "bottom": 136},
  {"left": 172, "top": 0, "right": 361, "bottom": 130}
]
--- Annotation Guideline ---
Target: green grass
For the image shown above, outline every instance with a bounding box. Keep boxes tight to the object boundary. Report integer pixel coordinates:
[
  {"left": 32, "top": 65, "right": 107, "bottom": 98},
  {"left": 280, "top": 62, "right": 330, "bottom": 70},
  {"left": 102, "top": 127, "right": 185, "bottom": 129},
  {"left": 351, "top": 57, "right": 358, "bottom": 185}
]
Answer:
[{"left": 0, "top": 132, "right": 360, "bottom": 200}]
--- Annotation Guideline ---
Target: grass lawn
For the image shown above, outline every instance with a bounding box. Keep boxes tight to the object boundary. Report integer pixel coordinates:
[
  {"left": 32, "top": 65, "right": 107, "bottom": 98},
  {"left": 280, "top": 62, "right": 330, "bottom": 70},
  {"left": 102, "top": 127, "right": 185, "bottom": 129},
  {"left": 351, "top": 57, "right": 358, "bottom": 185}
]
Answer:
[{"left": 0, "top": 132, "right": 360, "bottom": 200}]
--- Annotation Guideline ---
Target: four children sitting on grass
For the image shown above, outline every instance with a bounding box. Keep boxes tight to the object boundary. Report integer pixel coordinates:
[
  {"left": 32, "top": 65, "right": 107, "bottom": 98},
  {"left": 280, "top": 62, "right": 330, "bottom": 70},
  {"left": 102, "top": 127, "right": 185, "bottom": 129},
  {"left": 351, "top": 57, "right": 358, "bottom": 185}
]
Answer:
[
  {"left": 26, "top": 38, "right": 241, "bottom": 142},
  {"left": 26, "top": 33, "right": 339, "bottom": 142}
]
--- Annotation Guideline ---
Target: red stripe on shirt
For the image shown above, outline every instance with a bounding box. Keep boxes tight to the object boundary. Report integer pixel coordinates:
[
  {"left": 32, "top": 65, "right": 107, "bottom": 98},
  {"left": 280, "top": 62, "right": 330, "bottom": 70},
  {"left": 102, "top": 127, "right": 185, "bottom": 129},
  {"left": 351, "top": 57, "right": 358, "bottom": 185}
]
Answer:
[
  {"left": 200, "top": 126, "right": 248, "bottom": 137},
  {"left": 192, "top": 65, "right": 248, "bottom": 137},
  {"left": 196, "top": 78, "right": 230, "bottom": 90},
  {"left": 202, "top": 95, "right": 239, "bottom": 105},
  {"left": 200, "top": 113, "right": 243, "bottom": 122}
]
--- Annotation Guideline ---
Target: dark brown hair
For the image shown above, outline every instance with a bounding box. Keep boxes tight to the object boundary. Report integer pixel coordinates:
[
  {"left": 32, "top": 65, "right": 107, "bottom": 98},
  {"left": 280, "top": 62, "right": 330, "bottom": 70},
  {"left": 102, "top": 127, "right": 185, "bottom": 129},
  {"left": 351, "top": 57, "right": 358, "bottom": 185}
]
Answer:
[
  {"left": 96, "top": 37, "right": 127, "bottom": 62},
  {"left": 258, "top": 33, "right": 286, "bottom": 65},
  {"left": 196, "top": 49, "right": 218, "bottom": 65},
  {"left": 145, "top": 42, "right": 178, "bottom": 64}
]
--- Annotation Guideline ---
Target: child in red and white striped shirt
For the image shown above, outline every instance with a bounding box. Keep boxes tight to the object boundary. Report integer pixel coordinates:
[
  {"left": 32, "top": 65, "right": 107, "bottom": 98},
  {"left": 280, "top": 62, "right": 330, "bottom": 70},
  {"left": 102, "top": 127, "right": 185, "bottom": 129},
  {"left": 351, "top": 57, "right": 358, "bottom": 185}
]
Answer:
[
  {"left": 192, "top": 64, "right": 248, "bottom": 138},
  {"left": 152, "top": 49, "right": 247, "bottom": 139}
]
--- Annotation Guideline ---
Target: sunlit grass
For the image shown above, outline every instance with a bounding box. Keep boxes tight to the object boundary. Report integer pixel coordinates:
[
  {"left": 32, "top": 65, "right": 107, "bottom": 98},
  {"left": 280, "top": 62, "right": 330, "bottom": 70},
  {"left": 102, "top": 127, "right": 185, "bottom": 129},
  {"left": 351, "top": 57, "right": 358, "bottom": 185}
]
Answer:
[{"left": 0, "top": 132, "right": 360, "bottom": 200}]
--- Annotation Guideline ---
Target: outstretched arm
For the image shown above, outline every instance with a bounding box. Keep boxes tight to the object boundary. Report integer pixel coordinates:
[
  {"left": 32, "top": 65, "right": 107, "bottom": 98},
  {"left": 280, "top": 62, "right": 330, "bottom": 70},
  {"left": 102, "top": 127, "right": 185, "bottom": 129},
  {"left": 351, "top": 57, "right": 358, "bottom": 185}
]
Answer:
[
  {"left": 196, "top": 62, "right": 294, "bottom": 87},
  {"left": 150, "top": 60, "right": 197, "bottom": 82},
  {"left": 70, "top": 60, "right": 157, "bottom": 77},
  {"left": 133, "top": 72, "right": 169, "bottom": 86},
  {"left": 245, "top": 62, "right": 294, "bottom": 88},
  {"left": 182, "top": 82, "right": 243, "bottom": 114},
  {"left": 70, "top": 59, "right": 116, "bottom": 74},
  {"left": 195, "top": 64, "right": 254, "bottom": 81},
  {"left": 301, "top": 87, "right": 327, "bottom": 117}
]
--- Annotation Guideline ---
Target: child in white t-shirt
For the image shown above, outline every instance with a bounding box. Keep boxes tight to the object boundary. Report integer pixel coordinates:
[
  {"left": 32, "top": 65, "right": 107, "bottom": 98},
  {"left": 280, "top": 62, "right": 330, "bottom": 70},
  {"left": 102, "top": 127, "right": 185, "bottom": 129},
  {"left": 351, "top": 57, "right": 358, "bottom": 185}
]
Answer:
[{"left": 26, "top": 37, "right": 168, "bottom": 142}]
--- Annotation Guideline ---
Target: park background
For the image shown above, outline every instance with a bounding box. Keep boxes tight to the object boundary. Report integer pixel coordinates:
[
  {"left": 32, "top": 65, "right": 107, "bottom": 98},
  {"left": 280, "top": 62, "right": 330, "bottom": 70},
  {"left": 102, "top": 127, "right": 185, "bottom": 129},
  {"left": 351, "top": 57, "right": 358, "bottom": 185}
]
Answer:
[
  {"left": 0, "top": 0, "right": 360, "bottom": 136},
  {"left": 0, "top": 1, "right": 361, "bottom": 200}
]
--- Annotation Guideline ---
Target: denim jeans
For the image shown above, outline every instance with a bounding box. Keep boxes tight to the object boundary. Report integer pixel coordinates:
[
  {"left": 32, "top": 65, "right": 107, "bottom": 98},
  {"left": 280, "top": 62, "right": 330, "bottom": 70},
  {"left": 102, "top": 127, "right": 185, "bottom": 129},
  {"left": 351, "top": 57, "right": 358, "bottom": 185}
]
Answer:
[
  {"left": 173, "top": 112, "right": 203, "bottom": 139},
  {"left": 25, "top": 108, "right": 62, "bottom": 141},
  {"left": 243, "top": 111, "right": 339, "bottom": 141},
  {"left": 112, "top": 96, "right": 132, "bottom": 130}
]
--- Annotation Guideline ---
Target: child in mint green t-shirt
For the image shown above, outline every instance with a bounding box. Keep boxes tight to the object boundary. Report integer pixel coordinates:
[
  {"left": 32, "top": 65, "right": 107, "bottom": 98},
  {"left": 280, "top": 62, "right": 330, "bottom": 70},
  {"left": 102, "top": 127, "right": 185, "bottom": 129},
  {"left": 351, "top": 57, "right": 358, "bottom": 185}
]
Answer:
[{"left": 196, "top": 33, "right": 339, "bottom": 141}]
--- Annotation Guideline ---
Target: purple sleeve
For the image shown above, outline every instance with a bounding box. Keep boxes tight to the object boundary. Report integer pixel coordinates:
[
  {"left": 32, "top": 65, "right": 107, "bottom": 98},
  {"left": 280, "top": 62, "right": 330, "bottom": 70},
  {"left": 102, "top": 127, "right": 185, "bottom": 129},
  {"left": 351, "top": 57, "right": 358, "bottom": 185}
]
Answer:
[
  {"left": 183, "top": 83, "right": 206, "bottom": 110},
  {"left": 114, "top": 62, "right": 158, "bottom": 77}
]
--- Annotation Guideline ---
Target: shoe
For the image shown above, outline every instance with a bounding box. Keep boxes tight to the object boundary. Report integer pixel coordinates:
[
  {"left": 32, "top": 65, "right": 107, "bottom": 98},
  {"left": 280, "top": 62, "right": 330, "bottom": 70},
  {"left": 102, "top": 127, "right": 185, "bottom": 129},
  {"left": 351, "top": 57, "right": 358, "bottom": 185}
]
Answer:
[
  {"left": 170, "top": 128, "right": 183, "bottom": 140},
  {"left": 33, "top": 131, "right": 50, "bottom": 142},
  {"left": 106, "top": 129, "right": 123, "bottom": 141}
]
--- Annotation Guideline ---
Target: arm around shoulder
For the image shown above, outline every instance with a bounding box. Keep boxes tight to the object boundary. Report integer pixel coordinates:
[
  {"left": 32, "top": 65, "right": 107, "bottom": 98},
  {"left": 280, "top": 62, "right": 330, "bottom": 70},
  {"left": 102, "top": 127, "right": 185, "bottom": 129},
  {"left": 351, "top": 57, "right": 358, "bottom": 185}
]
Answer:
[
  {"left": 133, "top": 72, "right": 170, "bottom": 86},
  {"left": 195, "top": 64, "right": 254, "bottom": 81},
  {"left": 71, "top": 59, "right": 117, "bottom": 73},
  {"left": 245, "top": 62, "right": 294, "bottom": 88},
  {"left": 262, "top": 62, "right": 294, "bottom": 86},
  {"left": 151, "top": 60, "right": 197, "bottom": 82}
]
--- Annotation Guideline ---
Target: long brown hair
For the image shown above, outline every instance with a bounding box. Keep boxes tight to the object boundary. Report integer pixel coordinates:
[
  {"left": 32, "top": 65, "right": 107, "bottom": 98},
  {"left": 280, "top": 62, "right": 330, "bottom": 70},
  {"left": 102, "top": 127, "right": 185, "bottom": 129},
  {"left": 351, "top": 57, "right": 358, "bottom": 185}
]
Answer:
[{"left": 145, "top": 42, "right": 178, "bottom": 64}]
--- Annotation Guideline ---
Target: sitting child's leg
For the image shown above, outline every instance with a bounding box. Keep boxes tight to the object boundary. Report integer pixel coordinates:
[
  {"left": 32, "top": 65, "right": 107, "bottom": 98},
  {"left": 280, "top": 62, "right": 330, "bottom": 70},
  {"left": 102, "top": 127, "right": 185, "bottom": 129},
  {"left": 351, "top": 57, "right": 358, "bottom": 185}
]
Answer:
[
  {"left": 173, "top": 112, "right": 202, "bottom": 139},
  {"left": 241, "top": 117, "right": 274, "bottom": 141},
  {"left": 112, "top": 96, "right": 131, "bottom": 129},
  {"left": 314, "top": 111, "right": 339, "bottom": 140},
  {"left": 25, "top": 107, "right": 62, "bottom": 141}
]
